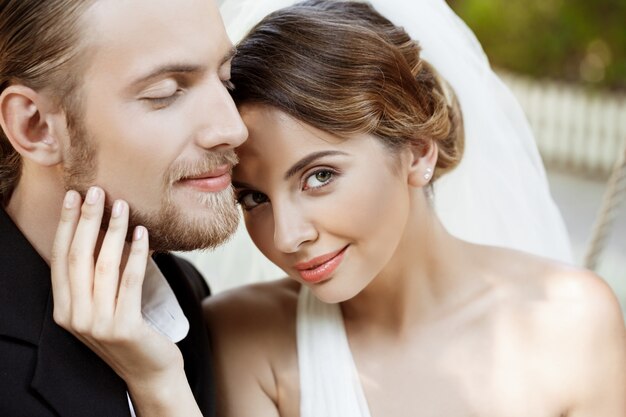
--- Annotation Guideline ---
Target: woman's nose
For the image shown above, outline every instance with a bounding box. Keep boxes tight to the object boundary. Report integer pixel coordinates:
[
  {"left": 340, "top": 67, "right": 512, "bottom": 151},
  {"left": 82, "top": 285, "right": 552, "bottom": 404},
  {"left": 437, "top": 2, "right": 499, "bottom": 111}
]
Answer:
[{"left": 273, "top": 204, "right": 318, "bottom": 254}]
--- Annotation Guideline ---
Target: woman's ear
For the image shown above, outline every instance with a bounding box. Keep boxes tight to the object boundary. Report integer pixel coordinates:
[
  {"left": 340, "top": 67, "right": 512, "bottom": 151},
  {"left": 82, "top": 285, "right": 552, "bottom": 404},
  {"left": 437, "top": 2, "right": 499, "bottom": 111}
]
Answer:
[
  {"left": 407, "top": 140, "right": 438, "bottom": 187},
  {"left": 0, "top": 85, "right": 65, "bottom": 166}
]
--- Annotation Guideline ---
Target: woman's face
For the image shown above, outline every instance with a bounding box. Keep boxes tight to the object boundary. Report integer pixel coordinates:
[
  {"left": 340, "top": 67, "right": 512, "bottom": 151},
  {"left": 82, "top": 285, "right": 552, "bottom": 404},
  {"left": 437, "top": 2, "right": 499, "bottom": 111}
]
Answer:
[{"left": 234, "top": 105, "right": 415, "bottom": 303}]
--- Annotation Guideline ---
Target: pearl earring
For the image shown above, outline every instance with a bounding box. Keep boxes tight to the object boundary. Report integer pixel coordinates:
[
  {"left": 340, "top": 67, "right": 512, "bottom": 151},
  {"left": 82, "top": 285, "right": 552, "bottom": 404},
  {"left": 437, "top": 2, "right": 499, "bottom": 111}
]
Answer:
[{"left": 424, "top": 167, "right": 433, "bottom": 181}]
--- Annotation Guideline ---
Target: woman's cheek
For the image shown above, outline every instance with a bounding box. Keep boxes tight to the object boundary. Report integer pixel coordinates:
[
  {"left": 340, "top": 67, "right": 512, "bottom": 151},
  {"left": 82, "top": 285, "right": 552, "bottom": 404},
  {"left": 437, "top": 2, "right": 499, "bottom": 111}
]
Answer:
[{"left": 246, "top": 213, "right": 279, "bottom": 260}]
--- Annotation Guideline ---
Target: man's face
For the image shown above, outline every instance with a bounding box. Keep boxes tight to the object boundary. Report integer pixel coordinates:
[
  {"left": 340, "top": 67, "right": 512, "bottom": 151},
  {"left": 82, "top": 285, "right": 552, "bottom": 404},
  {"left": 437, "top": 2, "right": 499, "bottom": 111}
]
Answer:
[{"left": 63, "top": 0, "right": 247, "bottom": 251}]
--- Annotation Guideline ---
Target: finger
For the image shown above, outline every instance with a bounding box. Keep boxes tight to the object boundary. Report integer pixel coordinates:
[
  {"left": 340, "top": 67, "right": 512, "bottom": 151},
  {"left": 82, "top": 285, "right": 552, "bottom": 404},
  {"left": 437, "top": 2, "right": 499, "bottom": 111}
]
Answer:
[
  {"left": 68, "top": 186, "right": 105, "bottom": 320},
  {"left": 93, "top": 200, "right": 130, "bottom": 321},
  {"left": 115, "top": 226, "right": 149, "bottom": 320},
  {"left": 50, "top": 190, "right": 82, "bottom": 324}
]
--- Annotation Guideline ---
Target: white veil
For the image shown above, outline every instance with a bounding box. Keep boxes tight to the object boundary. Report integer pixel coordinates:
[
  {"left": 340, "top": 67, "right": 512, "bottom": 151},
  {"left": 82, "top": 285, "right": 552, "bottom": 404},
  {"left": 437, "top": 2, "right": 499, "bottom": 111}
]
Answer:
[{"left": 187, "top": 0, "right": 573, "bottom": 291}]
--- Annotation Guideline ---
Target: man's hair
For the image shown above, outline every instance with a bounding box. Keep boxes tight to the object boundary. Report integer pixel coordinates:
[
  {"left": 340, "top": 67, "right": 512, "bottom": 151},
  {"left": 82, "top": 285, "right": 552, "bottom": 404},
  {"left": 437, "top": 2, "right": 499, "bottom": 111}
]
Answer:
[{"left": 0, "top": 0, "right": 95, "bottom": 204}]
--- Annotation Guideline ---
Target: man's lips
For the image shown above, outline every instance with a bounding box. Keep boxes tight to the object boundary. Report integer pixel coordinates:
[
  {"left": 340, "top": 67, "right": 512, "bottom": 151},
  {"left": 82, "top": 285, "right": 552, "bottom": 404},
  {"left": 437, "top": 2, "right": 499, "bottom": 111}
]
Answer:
[
  {"left": 178, "top": 165, "right": 232, "bottom": 192},
  {"left": 294, "top": 245, "right": 349, "bottom": 284}
]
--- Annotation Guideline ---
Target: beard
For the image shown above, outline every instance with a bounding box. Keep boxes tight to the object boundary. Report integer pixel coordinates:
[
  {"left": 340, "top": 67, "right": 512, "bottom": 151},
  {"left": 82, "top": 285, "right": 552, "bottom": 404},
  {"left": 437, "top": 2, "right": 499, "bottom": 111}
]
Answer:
[
  {"left": 62, "top": 111, "right": 240, "bottom": 252},
  {"left": 130, "top": 151, "right": 241, "bottom": 252}
]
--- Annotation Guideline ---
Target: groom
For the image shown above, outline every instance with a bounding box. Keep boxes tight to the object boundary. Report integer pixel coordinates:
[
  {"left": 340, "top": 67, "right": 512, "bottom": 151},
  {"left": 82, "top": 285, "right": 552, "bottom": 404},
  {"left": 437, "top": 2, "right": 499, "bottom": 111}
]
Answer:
[{"left": 0, "top": 0, "right": 246, "bottom": 415}]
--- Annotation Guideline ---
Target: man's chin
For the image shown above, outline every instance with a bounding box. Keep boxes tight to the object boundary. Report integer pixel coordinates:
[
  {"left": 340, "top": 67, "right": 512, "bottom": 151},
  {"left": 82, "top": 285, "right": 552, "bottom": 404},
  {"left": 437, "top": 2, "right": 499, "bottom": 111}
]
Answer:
[{"left": 135, "top": 204, "right": 240, "bottom": 253}]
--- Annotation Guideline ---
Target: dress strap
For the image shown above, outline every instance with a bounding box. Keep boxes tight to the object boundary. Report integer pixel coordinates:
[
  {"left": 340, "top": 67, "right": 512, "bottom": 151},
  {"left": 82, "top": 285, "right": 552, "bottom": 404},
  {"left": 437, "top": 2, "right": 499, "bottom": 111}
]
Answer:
[{"left": 297, "top": 286, "right": 372, "bottom": 417}]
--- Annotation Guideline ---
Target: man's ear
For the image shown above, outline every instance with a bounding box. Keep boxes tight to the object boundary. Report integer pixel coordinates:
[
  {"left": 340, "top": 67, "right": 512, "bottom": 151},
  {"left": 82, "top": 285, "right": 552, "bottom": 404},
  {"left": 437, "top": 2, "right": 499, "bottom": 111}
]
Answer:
[
  {"left": 406, "top": 140, "right": 438, "bottom": 188},
  {"left": 0, "top": 85, "right": 65, "bottom": 166}
]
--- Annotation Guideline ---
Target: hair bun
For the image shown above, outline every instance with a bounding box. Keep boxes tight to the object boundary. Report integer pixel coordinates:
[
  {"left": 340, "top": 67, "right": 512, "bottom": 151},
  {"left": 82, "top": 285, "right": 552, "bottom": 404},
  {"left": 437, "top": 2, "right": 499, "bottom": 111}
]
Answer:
[{"left": 411, "top": 59, "right": 464, "bottom": 180}]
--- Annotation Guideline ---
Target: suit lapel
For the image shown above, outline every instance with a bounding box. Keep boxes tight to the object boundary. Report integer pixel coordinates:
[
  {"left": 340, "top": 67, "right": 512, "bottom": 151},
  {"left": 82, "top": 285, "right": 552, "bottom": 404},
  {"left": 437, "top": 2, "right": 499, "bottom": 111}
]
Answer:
[
  {"left": 0, "top": 208, "right": 130, "bottom": 416},
  {"left": 154, "top": 253, "right": 216, "bottom": 417},
  {"left": 31, "top": 292, "right": 131, "bottom": 417}
]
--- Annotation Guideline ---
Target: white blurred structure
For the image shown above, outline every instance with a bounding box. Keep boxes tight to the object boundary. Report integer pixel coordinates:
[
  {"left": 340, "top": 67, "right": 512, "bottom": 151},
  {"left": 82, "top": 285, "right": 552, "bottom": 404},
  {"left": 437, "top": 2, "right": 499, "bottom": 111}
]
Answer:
[
  {"left": 501, "top": 72, "right": 626, "bottom": 178},
  {"left": 501, "top": 72, "right": 625, "bottom": 309}
]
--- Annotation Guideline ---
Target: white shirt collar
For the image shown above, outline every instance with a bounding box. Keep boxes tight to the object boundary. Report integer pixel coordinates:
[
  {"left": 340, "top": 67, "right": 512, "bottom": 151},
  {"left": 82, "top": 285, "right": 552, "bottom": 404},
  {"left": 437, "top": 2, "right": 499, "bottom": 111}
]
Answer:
[
  {"left": 141, "top": 257, "right": 189, "bottom": 343},
  {"left": 128, "top": 258, "right": 190, "bottom": 416}
]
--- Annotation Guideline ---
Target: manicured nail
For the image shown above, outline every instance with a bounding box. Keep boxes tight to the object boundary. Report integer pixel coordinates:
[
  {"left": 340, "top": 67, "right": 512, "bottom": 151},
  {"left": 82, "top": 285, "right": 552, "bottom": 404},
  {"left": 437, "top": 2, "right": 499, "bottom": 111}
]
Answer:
[
  {"left": 86, "top": 187, "right": 100, "bottom": 205},
  {"left": 63, "top": 191, "right": 77, "bottom": 209},
  {"left": 112, "top": 200, "right": 124, "bottom": 218},
  {"left": 133, "top": 226, "right": 145, "bottom": 241}
]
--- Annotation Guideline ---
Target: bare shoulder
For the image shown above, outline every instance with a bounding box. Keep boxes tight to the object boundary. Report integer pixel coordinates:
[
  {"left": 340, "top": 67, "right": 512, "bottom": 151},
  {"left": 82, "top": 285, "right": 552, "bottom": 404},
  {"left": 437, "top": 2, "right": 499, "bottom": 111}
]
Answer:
[
  {"left": 484, "top": 247, "right": 626, "bottom": 413},
  {"left": 203, "top": 277, "right": 300, "bottom": 347},
  {"left": 543, "top": 265, "right": 622, "bottom": 316},
  {"left": 499, "top": 249, "right": 624, "bottom": 330},
  {"left": 531, "top": 260, "right": 626, "bottom": 359},
  {"left": 483, "top": 247, "right": 623, "bottom": 331},
  {"left": 202, "top": 279, "right": 301, "bottom": 414}
]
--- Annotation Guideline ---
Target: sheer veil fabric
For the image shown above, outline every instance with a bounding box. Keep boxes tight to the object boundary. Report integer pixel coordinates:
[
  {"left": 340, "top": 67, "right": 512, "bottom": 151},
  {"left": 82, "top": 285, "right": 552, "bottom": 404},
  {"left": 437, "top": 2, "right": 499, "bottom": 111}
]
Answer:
[{"left": 190, "top": 0, "right": 573, "bottom": 290}]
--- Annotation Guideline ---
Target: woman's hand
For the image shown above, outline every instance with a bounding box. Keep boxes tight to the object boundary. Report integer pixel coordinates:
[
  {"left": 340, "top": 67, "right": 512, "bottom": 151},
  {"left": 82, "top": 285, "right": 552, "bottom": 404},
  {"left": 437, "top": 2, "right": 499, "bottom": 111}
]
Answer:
[{"left": 51, "top": 187, "right": 201, "bottom": 416}]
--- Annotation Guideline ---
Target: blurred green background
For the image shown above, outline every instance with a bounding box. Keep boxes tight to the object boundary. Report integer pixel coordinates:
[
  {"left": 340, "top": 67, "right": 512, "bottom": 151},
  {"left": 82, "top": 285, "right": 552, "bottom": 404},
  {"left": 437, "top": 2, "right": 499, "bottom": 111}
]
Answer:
[{"left": 447, "top": 0, "right": 626, "bottom": 91}]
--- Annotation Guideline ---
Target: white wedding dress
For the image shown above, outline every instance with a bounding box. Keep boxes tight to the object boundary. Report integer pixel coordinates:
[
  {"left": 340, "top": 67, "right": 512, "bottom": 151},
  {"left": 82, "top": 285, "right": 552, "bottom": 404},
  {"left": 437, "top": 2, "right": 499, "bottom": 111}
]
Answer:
[
  {"left": 297, "top": 285, "right": 371, "bottom": 417},
  {"left": 185, "top": 0, "right": 573, "bottom": 293}
]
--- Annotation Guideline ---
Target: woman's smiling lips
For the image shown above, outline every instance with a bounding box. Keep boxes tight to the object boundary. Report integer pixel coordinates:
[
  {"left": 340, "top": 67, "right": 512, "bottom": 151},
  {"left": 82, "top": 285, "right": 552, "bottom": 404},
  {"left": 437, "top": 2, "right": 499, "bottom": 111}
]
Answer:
[
  {"left": 294, "top": 245, "right": 349, "bottom": 284},
  {"left": 178, "top": 165, "right": 232, "bottom": 192}
]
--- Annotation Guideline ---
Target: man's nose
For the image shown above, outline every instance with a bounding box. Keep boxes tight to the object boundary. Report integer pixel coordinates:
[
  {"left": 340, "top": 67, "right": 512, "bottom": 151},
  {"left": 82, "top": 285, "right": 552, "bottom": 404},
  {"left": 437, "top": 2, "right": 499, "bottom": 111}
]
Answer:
[
  {"left": 273, "top": 203, "right": 318, "bottom": 254},
  {"left": 194, "top": 80, "right": 248, "bottom": 151}
]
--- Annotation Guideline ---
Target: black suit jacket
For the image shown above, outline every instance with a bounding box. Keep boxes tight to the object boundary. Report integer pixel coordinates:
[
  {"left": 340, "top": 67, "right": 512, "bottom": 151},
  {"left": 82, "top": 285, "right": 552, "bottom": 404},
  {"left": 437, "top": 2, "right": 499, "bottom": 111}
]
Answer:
[{"left": 0, "top": 208, "right": 215, "bottom": 416}]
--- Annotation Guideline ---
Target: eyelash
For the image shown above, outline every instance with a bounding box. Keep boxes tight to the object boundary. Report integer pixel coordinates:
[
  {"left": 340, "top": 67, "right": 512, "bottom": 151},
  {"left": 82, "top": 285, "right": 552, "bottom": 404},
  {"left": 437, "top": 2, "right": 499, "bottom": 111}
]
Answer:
[
  {"left": 145, "top": 89, "right": 183, "bottom": 110},
  {"left": 143, "top": 75, "right": 232, "bottom": 110},
  {"left": 236, "top": 168, "right": 339, "bottom": 211},
  {"left": 302, "top": 168, "right": 338, "bottom": 191},
  {"left": 222, "top": 79, "right": 235, "bottom": 91},
  {"left": 235, "top": 168, "right": 339, "bottom": 211},
  {"left": 235, "top": 190, "right": 268, "bottom": 211}
]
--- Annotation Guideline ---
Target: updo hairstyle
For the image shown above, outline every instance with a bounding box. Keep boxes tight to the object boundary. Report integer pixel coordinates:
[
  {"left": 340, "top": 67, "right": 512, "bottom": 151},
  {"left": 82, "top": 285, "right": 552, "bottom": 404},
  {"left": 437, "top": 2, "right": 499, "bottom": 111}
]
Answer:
[{"left": 230, "top": 0, "right": 464, "bottom": 181}]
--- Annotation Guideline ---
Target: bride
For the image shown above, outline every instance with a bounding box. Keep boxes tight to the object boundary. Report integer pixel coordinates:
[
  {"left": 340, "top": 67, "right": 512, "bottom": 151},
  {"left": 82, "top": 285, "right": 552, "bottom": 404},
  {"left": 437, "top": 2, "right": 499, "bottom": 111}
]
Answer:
[
  {"left": 190, "top": 0, "right": 574, "bottom": 289},
  {"left": 50, "top": 1, "right": 624, "bottom": 416}
]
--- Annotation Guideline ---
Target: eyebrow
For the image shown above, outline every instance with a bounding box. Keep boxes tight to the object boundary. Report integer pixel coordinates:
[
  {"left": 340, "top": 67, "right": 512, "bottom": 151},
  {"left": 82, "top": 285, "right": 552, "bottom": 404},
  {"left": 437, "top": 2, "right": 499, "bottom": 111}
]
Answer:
[
  {"left": 284, "top": 150, "right": 348, "bottom": 180},
  {"left": 130, "top": 63, "right": 205, "bottom": 87},
  {"left": 129, "top": 47, "right": 237, "bottom": 87}
]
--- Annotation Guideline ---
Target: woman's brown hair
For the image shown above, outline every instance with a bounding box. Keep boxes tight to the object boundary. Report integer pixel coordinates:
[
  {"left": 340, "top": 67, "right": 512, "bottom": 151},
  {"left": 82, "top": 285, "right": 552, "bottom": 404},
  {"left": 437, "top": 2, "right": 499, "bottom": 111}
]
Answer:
[{"left": 230, "top": 0, "right": 464, "bottom": 181}]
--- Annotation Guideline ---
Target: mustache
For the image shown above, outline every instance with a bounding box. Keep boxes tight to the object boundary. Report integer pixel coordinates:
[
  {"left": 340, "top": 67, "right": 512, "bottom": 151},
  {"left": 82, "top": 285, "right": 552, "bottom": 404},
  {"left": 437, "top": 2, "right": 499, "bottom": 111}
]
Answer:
[{"left": 166, "top": 150, "right": 239, "bottom": 184}]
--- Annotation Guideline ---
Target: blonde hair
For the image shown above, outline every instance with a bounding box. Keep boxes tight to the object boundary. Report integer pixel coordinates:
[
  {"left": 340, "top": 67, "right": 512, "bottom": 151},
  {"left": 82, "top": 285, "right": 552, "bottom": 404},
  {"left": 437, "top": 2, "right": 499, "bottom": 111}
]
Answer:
[
  {"left": 0, "top": 0, "right": 95, "bottom": 203},
  {"left": 231, "top": 0, "right": 464, "bottom": 180}
]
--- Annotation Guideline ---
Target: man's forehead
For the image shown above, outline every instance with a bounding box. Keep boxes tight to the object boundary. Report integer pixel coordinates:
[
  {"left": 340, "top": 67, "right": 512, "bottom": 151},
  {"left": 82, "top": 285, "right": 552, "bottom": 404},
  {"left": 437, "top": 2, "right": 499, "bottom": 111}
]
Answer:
[{"left": 81, "top": 0, "right": 231, "bottom": 72}]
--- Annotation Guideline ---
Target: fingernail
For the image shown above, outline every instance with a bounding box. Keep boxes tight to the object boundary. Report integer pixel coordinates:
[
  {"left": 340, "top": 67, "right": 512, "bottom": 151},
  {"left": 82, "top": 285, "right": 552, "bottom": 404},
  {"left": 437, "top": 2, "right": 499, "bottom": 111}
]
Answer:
[
  {"left": 112, "top": 200, "right": 124, "bottom": 218},
  {"left": 133, "top": 226, "right": 145, "bottom": 241},
  {"left": 63, "top": 191, "right": 77, "bottom": 209},
  {"left": 86, "top": 187, "right": 100, "bottom": 205}
]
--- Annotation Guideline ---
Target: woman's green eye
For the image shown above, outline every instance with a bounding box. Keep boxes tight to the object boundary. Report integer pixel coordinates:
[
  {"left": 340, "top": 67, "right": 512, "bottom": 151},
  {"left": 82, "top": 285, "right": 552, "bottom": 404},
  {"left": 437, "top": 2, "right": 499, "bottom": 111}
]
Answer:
[
  {"left": 315, "top": 171, "right": 332, "bottom": 182},
  {"left": 304, "top": 169, "right": 335, "bottom": 190}
]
